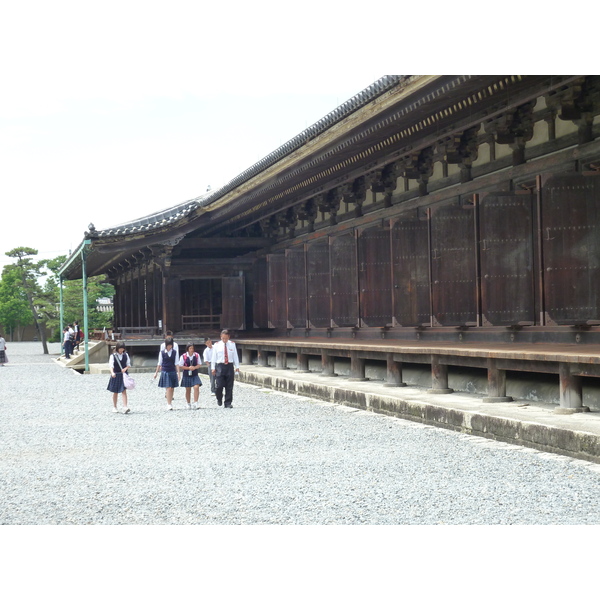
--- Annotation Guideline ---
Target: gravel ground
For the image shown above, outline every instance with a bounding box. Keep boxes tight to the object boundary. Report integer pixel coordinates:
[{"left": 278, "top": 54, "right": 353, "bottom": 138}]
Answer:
[{"left": 2, "top": 341, "right": 600, "bottom": 525}]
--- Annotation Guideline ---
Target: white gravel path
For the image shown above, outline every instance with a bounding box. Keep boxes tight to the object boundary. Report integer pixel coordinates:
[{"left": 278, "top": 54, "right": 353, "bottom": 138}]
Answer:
[{"left": 2, "top": 342, "right": 600, "bottom": 525}]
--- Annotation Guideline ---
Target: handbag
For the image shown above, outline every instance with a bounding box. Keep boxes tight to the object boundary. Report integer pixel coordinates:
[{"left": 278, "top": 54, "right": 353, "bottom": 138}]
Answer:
[{"left": 123, "top": 372, "right": 136, "bottom": 390}]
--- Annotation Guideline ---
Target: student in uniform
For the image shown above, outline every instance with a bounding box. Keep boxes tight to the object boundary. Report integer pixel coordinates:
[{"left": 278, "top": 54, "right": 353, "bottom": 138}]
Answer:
[
  {"left": 203, "top": 337, "right": 216, "bottom": 395},
  {"left": 211, "top": 329, "right": 240, "bottom": 408},
  {"left": 159, "top": 331, "right": 179, "bottom": 400},
  {"left": 160, "top": 330, "right": 179, "bottom": 355},
  {"left": 179, "top": 342, "right": 203, "bottom": 409},
  {"left": 154, "top": 336, "right": 180, "bottom": 410},
  {"left": 108, "top": 341, "right": 131, "bottom": 413}
]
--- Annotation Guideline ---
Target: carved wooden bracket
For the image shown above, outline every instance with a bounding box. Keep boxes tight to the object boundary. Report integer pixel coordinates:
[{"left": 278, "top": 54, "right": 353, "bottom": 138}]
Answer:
[
  {"left": 297, "top": 198, "right": 318, "bottom": 232},
  {"left": 401, "top": 148, "right": 434, "bottom": 195}
]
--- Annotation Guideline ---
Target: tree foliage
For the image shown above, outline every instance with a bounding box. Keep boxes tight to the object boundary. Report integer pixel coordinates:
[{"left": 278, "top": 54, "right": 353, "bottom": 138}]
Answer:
[
  {"left": 0, "top": 266, "right": 33, "bottom": 339},
  {"left": 0, "top": 249, "right": 114, "bottom": 348}
]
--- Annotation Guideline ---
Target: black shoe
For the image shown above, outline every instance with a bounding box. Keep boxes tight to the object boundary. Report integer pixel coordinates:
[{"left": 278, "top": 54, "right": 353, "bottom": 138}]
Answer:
[
  {"left": 217, "top": 399, "right": 222, "bottom": 406},
  {"left": 224, "top": 404, "right": 232, "bottom": 409}
]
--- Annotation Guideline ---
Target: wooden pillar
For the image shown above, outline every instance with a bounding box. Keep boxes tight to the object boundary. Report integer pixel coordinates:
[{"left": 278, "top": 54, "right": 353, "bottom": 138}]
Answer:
[
  {"left": 155, "top": 268, "right": 162, "bottom": 332},
  {"left": 383, "top": 353, "right": 406, "bottom": 387},
  {"left": 296, "top": 352, "right": 309, "bottom": 373},
  {"left": 555, "top": 362, "right": 589, "bottom": 414},
  {"left": 427, "top": 355, "right": 453, "bottom": 394},
  {"left": 146, "top": 268, "right": 154, "bottom": 330},
  {"left": 275, "top": 349, "right": 287, "bottom": 370},
  {"left": 130, "top": 273, "right": 135, "bottom": 328},
  {"left": 241, "top": 348, "right": 253, "bottom": 365},
  {"left": 349, "top": 351, "right": 367, "bottom": 381},
  {"left": 483, "top": 359, "right": 513, "bottom": 403},
  {"left": 320, "top": 350, "right": 337, "bottom": 377},
  {"left": 257, "top": 348, "right": 269, "bottom": 367}
]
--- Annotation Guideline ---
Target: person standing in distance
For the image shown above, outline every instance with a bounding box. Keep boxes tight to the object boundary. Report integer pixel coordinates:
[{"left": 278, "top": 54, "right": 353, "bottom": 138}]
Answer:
[
  {"left": 211, "top": 329, "right": 239, "bottom": 408},
  {"left": 63, "top": 326, "right": 72, "bottom": 359},
  {"left": 0, "top": 333, "right": 7, "bottom": 366},
  {"left": 203, "top": 337, "right": 216, "bottom": 395}
]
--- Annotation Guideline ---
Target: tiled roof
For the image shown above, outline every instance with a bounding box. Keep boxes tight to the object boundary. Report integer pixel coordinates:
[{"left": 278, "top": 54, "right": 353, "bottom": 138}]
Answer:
[{"left": 92, "top": 75, "right": 405, "bottom": 239}]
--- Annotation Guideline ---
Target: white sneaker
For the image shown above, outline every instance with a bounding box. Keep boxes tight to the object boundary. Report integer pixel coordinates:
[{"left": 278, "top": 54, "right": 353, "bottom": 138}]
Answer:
[
  {"left": 187, "top": 403, "right": 192, "bottom": 410},
  {"left": 123, "top": 407, "right": 130, "bottom": 414},
  {"left": 166, "top": 404, "right": 173, "bottom": 411},
  {"left": 112, "top": 407, "right": 118, "bottom": 413},
  {"left": 193, "top": 403, "right": 199, "bottom": 410}
]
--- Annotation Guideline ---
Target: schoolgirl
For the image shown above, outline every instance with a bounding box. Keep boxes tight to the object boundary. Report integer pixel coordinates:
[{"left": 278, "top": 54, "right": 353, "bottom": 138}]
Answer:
[
  {"left": 108, "top": 341, "right": 131, "bottom": 413},
  {"left": 154, "top": 336, "right": 179, "bottom": 410},
  {"left": 178, "top": 343, "right": 203, "bottom": 409}
]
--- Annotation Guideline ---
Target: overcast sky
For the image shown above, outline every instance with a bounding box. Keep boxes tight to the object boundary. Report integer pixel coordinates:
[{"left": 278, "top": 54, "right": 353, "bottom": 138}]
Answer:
[{"left": 0, "top": 1, "right": 590, "bottom": 272}]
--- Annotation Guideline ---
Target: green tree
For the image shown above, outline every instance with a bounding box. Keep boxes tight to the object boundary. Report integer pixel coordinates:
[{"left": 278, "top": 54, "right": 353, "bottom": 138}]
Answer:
[
  {"left": 0, "top": 266, "right": 33, "bottom": 340},
  {"left": 5, "top": 247, "right": 49, "bottom": 353}
]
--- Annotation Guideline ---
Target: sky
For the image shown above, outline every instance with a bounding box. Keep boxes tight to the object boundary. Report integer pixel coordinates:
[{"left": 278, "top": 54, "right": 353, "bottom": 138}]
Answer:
[
  {"left": 0, "top": 1, "right": 388, "bottom": 271},
  {"left": 0, "top": 1, "right": 591, "bottom": 275}
]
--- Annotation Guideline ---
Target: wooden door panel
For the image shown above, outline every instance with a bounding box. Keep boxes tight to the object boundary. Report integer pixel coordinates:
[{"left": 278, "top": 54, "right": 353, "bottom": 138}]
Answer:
[
  {"left": 222, "top": 276, "right": 245, "bottom": 330},
  {"left": 331, "top": 233, "right": 359, "bottom": 327},
  {"left": 479, "top": 193, "right": 535, "bottom": 326},
  {"left": 358, "top": 223, "right": 392, "bottom": 327},
  {"left": 267, "top": 254, "right": 287, "bottom": 329},
  {"left": 542, "top": 174, "right": 600, "bottom": 325},
  {"left": 286, "top": 247, "right": 307, "bottom": 328},
  {"left": 430, "top": 198, "right": 477, "bottom": 326},
  {"left": 307, "top": 241, "right": 331, "bottom": 328},
  {"left": 391, "top": 211, "right": 430, "bottom": 327},
  {"left": 253, "top": 258, "right": 269, "bottom": 329}
]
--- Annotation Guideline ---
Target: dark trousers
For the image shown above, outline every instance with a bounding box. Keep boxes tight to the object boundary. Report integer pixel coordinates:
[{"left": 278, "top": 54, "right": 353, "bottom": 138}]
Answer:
[
  {"left": 64, "top": 340, "right": 72, "bottom": 359},
  {"left": 215, "top": 363, "right": 235, "bottom": 406},
  {"left": 208, "top": 369, "right": 216, "bottom": 394}
]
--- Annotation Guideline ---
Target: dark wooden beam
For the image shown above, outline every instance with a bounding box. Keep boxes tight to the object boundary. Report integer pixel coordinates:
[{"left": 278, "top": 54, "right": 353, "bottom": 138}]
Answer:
[{"left": 177, "top": 238, "right": 272, "bottom": 250}]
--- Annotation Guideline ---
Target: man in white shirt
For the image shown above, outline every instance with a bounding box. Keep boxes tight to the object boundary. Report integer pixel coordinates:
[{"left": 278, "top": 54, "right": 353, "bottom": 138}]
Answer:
[
  {"left": 203, "top": 337, "right": 216, "bottom": 395},
  {"left": 210, "top": 329, "right": 240, "bottom": 408}
]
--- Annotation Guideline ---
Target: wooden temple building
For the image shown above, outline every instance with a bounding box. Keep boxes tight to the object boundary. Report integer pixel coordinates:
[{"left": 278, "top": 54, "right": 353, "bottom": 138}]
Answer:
[{"left": 60, "top": 75, "right": 600, "bottom": 412}]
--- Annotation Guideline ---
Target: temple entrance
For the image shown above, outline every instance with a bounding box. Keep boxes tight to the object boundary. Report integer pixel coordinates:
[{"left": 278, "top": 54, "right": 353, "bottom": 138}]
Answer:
[{"left": 180, "top": 279, "right": 222, "bottom": 330}]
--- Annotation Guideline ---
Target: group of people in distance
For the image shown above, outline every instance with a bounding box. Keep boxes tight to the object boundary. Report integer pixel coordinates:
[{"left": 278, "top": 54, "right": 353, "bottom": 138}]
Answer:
[
  {"left": 62, "top": 321, "right": 83, "bottom": 359},
  {"left": 108, "top": 329, "right": 240, "bottom": 414}
]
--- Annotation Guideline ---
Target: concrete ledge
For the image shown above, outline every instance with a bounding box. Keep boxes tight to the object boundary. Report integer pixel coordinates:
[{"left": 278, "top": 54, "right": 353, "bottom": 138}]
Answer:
[{"left": 238, "top": 366, "right": 600, "bottom": 464}]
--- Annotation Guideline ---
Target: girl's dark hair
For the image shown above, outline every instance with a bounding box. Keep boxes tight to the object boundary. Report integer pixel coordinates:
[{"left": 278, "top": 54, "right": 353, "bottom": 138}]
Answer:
[
  {"left": 164, "top": 336, "right": 174, "bottom": 347},
  {"left": 186, "top": 342, "right": 195, "bottom": 351},
  {"left": 116, "top": 341, "right": 126, "bottom": 351}
]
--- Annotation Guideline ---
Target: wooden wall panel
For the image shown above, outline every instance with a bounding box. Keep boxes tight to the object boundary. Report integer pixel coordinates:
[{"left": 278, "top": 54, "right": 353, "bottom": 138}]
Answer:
[
  {"left": 542, "top": 174, "right": 600, "bottom": 325},
  {"left": 286, "top": 247, "right": 307, "bottom": 328},
  {"left": 307, "top": 241, "right": 331, "bottom": 328},
  {"left": 358, "top": 223, "right": 392, "bottom": 327},
  {"left": 430, "top": 198, "right": 477, "bottom": 326},
  {"left": 479, "top": 192, "right": 535, "bottom": 326},
  {"left": 330, "top": 233, "right": 358, "bottom": 327},
  {"left": 391, "top": 211, "right": 430, "bottom": 327},
  {"left": 253, "top": 258, "right": 269, "bottom": 329},
  {"left": 222, "top": 276, "right": 246, "bottom": 330},
  {"left": 267, "top": 254, "right": 287, "bottom": 329}
]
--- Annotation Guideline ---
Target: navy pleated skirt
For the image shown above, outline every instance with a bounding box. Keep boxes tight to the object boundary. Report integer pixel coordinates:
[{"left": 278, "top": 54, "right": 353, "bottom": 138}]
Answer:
[
  {"left": 158, "top": 371, "right": 179, "bottom": 388},
  {"left": 107, "top": 373, "right": 125, "bottom": 393},
  {"left": 180, "top": 373, "right": 202, "bottom": 387}
]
